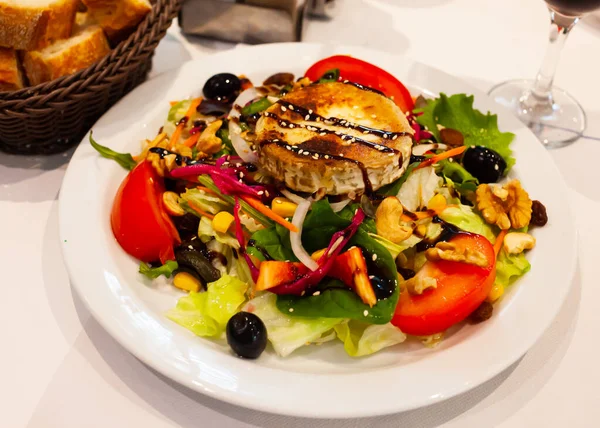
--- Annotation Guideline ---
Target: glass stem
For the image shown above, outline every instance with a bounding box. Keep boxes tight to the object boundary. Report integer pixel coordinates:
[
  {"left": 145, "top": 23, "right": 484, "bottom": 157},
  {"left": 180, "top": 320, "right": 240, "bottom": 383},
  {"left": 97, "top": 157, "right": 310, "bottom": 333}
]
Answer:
[{"left": 529, "top": 9, "right": 579, "bottom": 104}]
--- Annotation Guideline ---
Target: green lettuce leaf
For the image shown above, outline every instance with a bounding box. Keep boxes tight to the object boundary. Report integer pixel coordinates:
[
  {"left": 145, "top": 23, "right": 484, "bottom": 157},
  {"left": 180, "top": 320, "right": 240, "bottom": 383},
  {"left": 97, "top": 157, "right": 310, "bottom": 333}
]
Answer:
[
  {"left": 246, "top": 293, "right": 342, "bottom": 357},
  {"left": 89, "top": 132, "right": 136, "bottom": 171},
  {"left": 334, "top": 321, "right": 406, "bottom": 357},
  {"left": 495, "top": 249, "right": 531, "bottom": 288},
  {"left": 378, "top": 162, "right": 420, "bottom": 197},
  {"left": 139, "top": 260, "right": 178, "bottom": 279},
  {"left": 416, "top": 93, "right": 515, "bottom": 170},
  {"left": 246, "top": 225, "right": 296, "bottom": 262},
  {"left": 438, "top": 205, "right": 497, "bottom": 242},
  {"left": 166, "top": 275, "right": 248, "bottom": 338},
  {"left": 437, "top": 159, "right": 479, "bottom": 196}
]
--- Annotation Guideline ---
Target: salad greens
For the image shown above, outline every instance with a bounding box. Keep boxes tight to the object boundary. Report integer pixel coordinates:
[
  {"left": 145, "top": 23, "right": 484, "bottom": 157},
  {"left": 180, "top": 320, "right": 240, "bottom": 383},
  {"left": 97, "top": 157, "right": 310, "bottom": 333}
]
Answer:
[
  {"left": 247, "top": 293, "right": 342, "bottom": 357},
  {"left": 496, "top": 250, "right": 531, "bottom": 288},
  {"left": 89, "top": 133, "right": 136, "bottom": 171},
  {"left": 334, "top": 321, "right": 406, "bottom": 357},
  {"left": 139, "top": 260, "right": 179, "bottom": 279},
  {"left": 166, "top": 275, "right": 248, "bottom": 338},
  {"left": 416, "top": 93, "right": 515, "bottom": 170}
]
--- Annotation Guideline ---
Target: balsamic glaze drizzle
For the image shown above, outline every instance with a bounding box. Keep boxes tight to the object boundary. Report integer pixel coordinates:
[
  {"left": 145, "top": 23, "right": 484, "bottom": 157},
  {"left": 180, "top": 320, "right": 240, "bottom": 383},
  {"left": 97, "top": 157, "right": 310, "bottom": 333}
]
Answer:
[
  {"left": 262, "top": 112, "right": 398, "bottom": 154},
  {"left": 341, "top": 79, "right": 386, "bottom": 96},
  {"left": 149, "top": 147, "right": 200, "bottom": 165},
  {"left": 275, "top": 100, "right": 411, "bottom": 140}
]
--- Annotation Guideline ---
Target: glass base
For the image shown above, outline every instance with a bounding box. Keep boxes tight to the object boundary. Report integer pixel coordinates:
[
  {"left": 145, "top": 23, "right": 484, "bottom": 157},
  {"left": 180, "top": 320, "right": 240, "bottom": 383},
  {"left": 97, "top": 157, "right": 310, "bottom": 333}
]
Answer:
[{"left": 488, "top": 79, "right": 586, "bottom": 148}]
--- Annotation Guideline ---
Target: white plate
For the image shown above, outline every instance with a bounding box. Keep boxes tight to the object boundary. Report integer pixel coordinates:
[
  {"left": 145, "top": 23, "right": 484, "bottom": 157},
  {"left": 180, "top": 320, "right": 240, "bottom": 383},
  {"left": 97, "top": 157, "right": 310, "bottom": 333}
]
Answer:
[{"left": 59, "top": 43, "right": 576, "bottom": 418}]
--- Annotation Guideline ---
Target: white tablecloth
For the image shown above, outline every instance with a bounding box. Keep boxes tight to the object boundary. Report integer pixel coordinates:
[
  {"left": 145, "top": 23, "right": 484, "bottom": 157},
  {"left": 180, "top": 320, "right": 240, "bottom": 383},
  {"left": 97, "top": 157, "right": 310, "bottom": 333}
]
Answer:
[{"left": 2, "top": 1, "right": 599, "bottom": 426}]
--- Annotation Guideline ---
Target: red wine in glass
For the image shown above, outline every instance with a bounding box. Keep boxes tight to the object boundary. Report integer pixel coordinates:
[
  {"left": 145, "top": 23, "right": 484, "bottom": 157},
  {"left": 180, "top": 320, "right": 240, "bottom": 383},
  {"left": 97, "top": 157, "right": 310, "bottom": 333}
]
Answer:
[{"left": 489, "top": 1, "right": 600, "bottom": 147}]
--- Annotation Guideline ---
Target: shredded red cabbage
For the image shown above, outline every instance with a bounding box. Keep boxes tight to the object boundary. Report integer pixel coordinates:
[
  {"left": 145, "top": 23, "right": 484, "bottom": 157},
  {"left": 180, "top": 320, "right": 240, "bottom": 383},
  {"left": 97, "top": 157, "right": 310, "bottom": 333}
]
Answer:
[
  {"left": 233, "top": 197, "right": 260, "bottom": 282},
  {"left": 270, "top": 208, "right": 366, "bottom": 296}
]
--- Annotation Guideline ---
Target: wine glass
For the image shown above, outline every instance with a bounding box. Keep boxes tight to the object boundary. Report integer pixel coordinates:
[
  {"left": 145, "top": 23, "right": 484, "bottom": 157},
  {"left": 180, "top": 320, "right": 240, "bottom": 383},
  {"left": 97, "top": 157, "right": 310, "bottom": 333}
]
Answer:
[{"left": 488, "top": 1, "right": 600, "bottom": 148}]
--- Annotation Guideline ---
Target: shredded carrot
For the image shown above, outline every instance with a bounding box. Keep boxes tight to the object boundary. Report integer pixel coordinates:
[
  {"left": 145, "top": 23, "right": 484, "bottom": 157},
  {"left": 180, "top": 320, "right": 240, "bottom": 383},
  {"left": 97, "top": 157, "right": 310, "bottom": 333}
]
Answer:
[
  {"left": 240, "top": 195, "right": 299, "bottom": 233},
  {"left": 196, "top": 186, "right": 219, "bottom": 196},
  {"left": 169, "top": 98, "right": 202, "bottom": 148},
  {"left": 170, "top": 101, "right": 178, "bottom": 106},
  {"left": 494, "top": 229, "right": 507, "bottom": 257},
  {"left": 188, "top": 201, "right": 214, "bottom": 220},
  {"left": 182, "top": 132, "right": 200, "bottom": 148},
  {"left": 416, "top": 145, "right": 467, "bottom": 169}
]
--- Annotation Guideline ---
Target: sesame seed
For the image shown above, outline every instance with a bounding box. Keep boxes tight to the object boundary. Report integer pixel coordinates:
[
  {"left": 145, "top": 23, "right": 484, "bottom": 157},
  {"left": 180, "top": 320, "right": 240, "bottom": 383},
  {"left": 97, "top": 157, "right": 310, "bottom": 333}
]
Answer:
[
  {"left": 339, "top": 153, "right": 344, "bottom": 157},
  {"left": 289, "top": 308, "right": 294, "bottom": 312},
  {"left": 363, "top": 310, "right": 369, "bottom": 316},
  {"left": 343, "top": 80, "right": 349, "bottom": 83},
  {"left": 316, "top": 117, "right": 321, "bottom": 122},
  {"left": 281, "top": 106, "right": 287, "bottom": 112},
  {"left": 304, "top": 152, "right": 310, "bottom": 156},
  {"left": 281, "top": 121, "right": 287, "bottom": 126},
  {"left": 324, "top": 155, "right": 330, "bottom": 159},
  {"left": 313, "top": 291, "right": 321, "bottom": 296},
  {"left": 350, "top": 138, "right": 356, "bottom": 143},
  {"left": 372, "top": 253, "right": 377, "bottom": 261},
  {"left": 320, "top": 132, "right": 327, "bottom": 136},
  {"left": 275, "top": 199, "right": 282, "bottom": 204},
  {"left": 298, "top": 149, "right": 304, "bottom": 154},
  {"left": 363, "top": 130, "right": 369, "bottom": 134},
  {"left": 163, "top": 150, "right": 169, "bottom": 155},
  {"left": 288, "top": 105, "right": 294, "bottom": 110},
  {"left": 392, "top": 135, "right": 398, "bottom": 140},
  {"left": 301, "top": 291, "right": 305, "bottom": 296},
  {"left": 188, "top": 245, "right": 194, "bottom": 250},
  {"left": 239, "top": 172, "right": 244, "bottom": 178},
  {"left": 239, "top": 179, "right": 243, "bottom": 183},
  {"left": 265, "top": 191, "right": 270, "bottom": 197},
  {"left": 289, "top": 124, "right": 295, "bottom": 129},
  {"left": 313, "top": 154, "right": 319, "bottom": 159},
  {"left": 257, "top": 190, "right": 264, "bottom": 195},
  {"left": 383, "top": 134, "right": 389, "bottom": 139},
  {"left": 369, "top": 275, "right": 374, "bottom": 279},
  {"left": 494, "top": 164, "right": 499, "bottom": 170},
  {"left": 305, "top": 114, "right": 310, "bottom": 120},
  {"left": 286, "top": 145, "right": 292, "bottom": 150},
  {"left": 388, "top": 153, "right": 395, "bottom": 157},
  {"left": 308, "top": 109, "right": 313, "bottom": 114},
  {"left": 235, "top": 163, "right": 242, "bottom": 167},
  {"left": 191, "top": 236, "right": 197, "bottom": 240},
  {"left": 300, "top": 124, "right": 306, "bottom": 128}
]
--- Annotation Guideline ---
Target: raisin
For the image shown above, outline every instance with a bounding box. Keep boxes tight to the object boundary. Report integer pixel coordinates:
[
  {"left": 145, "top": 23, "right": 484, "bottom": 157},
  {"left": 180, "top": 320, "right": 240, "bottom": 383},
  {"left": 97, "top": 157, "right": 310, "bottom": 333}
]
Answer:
[
  {"left": 469, "top": 301, "right": 493, "bottom": 324},
  {"left": 530, "top": 200, "right": 548, "bottom": 227},
  {"left": 440, "top": 128, "right": 464, "bottom": 147}
]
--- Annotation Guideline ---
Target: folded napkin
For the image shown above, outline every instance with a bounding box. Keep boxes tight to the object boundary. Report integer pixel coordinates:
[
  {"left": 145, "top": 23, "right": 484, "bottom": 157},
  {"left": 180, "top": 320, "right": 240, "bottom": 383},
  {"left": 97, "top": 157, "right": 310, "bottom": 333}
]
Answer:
[{"left": 180, "top": 0, "right": 308, "bottom": 44}]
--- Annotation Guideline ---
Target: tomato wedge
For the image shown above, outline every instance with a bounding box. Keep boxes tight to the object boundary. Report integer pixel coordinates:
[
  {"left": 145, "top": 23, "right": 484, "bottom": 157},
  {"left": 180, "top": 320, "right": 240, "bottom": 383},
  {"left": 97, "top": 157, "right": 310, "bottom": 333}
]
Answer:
[
  {"left": 111, "top": 161, "right": 180, "bottom": 264},
  {"left": 392, "top": 233, "right": 496, "bottom": 336},
  {"left": 304, "top": 55, "right": 415, "bottom": 113}
]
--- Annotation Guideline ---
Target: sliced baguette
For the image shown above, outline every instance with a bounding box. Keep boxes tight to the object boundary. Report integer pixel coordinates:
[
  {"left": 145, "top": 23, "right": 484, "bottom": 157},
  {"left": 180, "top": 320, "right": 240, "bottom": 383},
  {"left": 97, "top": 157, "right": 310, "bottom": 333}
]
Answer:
[
  {"left": 23, "top": 25, "right": 110, "bottom": 85},
  {"left": 0, "top": 47, "right": 24, "bottom": 91},
  {"left": 82, "top": 0, "right": 151, "bottom": 41},
  {"left": 0, "top": 0, "right": 78, "bottom": 50}
]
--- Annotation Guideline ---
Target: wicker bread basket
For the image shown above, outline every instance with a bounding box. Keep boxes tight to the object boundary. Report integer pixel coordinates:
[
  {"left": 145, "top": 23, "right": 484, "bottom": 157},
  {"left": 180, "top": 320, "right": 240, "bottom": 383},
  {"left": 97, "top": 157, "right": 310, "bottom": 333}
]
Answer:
[{"left": 0, "top": 0, "right": 181, "bottom": 155}]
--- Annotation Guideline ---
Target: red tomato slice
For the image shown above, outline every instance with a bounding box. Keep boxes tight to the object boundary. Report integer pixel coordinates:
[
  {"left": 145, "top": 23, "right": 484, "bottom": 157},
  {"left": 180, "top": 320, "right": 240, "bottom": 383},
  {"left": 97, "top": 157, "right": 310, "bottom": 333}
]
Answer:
[
  {"left": 111, "top": 161, "right": 180, "bottom": 264},
  {"left": 304, "top": 55, "right": 415, "bottom": 113},
  {"left": 392, "top": 233, "right": 496, "bottom": 336}
]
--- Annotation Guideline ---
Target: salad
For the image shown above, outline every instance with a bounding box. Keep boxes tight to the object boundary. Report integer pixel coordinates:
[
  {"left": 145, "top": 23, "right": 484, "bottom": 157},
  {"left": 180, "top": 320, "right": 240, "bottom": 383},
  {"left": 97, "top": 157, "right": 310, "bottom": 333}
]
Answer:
[{"left": 92, "top": 55, "right": 548, "bottom": 359}]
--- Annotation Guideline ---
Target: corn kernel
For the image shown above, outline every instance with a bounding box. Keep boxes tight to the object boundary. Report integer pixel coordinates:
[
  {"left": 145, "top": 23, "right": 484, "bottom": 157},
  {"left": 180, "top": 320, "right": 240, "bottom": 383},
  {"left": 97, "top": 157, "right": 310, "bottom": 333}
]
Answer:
[
  {"left": 212, "top": 211, "right": 235, "bottom": 233},
  {"left": 271, "top": 197, "right": 298, "bottom": 218},
  {"left": 173, "top": 272, "right": 202, "bottom": 292},
  {"left": 427, "top": 194, "right": 447, "bottom": 212},
  {"left": 487, "top": 283, "right": 504, "bottom": 302},
  {"left": 416, "top": 224, "right": 428, "bottom": 237},
  {"left": 311, "top": 248, "right": 327, "bottom": 261},
  {"left": 162, "top": 191, "right": 185, "bottom": 216}
]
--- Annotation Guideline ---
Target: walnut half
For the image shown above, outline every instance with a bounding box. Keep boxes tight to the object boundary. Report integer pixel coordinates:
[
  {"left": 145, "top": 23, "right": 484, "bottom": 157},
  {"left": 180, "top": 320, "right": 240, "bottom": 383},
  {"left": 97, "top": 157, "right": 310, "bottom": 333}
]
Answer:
[
  {"left": 425, "top": 241, "right": 489, "bottom": 268},
  {"left": 476, "top": 179, "right": 532, "bottom": 230}
]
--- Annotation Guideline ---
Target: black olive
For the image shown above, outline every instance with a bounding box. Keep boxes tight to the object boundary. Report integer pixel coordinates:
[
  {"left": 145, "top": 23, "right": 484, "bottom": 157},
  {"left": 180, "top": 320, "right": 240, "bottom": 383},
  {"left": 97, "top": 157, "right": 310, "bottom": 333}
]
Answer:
[
  {"left": 370, "top": 276, "right": 395, "bottom": 300},
  {"left": 172, "top": 214, "right": 200, "bottom": 238},
  {"left": 462, "top": 146, "right": 507, "bottom": 183},
  {"left": 175, "top": 248, "right": 221, "bottom": 283},
  {"left": 203, "top": 73, "right": 241, "bottom": 102},
  {"left": 226, "top": 312, "right": 268, "bottom": 359}
]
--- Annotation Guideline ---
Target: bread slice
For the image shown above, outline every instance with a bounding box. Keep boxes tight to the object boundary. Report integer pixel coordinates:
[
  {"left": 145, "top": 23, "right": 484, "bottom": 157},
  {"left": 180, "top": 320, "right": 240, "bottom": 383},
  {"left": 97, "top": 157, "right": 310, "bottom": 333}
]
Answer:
[
  {"left": 82, "top": 0, "right": 152, "bottom": 41},
  {"left": 0, "top": 47, "right": 25, "bottom": 91},
  {"left": 0, "top": 0, "right": 78, "bottom": 50},
  {"left": 23, "top": 25, "right": 110, "bottom": 85}
]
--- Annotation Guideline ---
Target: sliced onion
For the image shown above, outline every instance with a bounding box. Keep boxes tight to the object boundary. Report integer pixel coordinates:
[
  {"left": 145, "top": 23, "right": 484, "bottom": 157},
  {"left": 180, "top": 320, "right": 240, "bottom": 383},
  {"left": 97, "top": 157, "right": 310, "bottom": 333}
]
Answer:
[
  {"left": 412, "top": 143, "right": 448, "bottom": 156},
  {"left": 330, "top": 198, "right": 351, "bottom": 212},
  {"left": 280, "top": 188, "right": 308, "bottom": 205},
  {"left": 228, "top": 87, "right": 261, "bottom": 163},
  {"left": 290, "top": 200, "right": 318, "bottom": 271}
]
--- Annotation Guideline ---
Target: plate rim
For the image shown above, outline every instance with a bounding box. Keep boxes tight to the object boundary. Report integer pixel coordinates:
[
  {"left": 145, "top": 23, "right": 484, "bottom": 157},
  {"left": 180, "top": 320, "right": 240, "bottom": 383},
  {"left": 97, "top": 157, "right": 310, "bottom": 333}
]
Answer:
[{"left": 58, "top": 42, "right": 578, "bottom": 418}]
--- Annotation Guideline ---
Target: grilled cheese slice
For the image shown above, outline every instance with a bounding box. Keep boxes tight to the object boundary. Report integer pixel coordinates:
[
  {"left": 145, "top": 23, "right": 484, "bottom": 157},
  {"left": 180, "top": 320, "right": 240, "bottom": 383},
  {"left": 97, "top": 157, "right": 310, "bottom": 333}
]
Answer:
[
  {"left": 0, "top": 0, "right": 78, "bottom": 50},
  {"left": 23, "top": 24, "right": 110, "bottom": 85},
  {"left": 255, "top": 82, "right": 414, "bottom": 195},
  {"left": 0, "top": 47, "right": 24, "bottom": 91}
]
